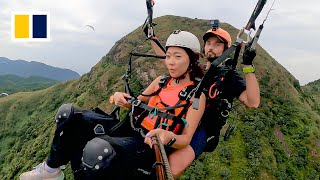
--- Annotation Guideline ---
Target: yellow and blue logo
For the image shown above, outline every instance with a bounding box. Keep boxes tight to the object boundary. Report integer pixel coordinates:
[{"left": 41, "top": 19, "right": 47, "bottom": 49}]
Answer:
[{"left": 12, "top": 12, "right": 50, "bottom": 41}]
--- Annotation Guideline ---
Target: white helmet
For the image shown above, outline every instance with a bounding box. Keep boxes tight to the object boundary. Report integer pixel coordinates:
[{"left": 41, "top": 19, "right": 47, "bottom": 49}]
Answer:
[{"left": 165, "top": 30, "right": 201, "bottom": 54}]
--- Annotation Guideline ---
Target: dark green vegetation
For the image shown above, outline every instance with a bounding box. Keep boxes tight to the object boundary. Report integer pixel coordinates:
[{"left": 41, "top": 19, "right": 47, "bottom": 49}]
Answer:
[
  {"left": 302, "top": 79, "right": 320, "bottom": 116},
  {"left": 0, "top": 16, "right": 319, "bottom": 179},
  {"left": 0, "top": 75, "right": 58, "bottom": 94}
]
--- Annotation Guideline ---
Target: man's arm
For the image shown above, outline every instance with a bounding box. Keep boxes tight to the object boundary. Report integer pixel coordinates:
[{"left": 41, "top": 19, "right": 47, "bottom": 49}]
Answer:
[
  {"left": 238, "top": 71, "right": 260, "bottom": 108},
  {"left": 143, "top": 25, "right": 166, "bottom": 64},
  {"left": 238, "top": 47, "right": 260, "bottom": 108},
  {"left": 150, "top": 38, "right": 166, "bottom": 57}
]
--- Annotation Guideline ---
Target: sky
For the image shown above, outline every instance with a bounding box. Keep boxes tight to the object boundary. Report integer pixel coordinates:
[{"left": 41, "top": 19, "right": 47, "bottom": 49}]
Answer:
[{"left": 0, "top": 0, "right": 319, "bottom": 85}]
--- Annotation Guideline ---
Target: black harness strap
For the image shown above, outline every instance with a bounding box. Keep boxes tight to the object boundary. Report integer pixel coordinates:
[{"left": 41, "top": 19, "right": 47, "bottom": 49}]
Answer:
[
  {"left": 168, "top": 85, "right": 196, "bottom": 132},
  {"left": 131, "top": 99, "right": 188, "bottom": 127},
  {"left": 141, "top": 76, "right": 170, "bottom": 97},
  {"left": 130, "top": 76, "right": 197, "bottom": 133},
  {"left": 192, "top": 40, "right": 242, "bottom": 110}
]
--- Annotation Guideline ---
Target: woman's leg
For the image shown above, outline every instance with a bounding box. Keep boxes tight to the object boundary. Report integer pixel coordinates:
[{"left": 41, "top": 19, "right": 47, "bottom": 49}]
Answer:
[
  {"left": 20, "top": 104, "right": 119, "bottom": 179},
  {"left": 169, "top": 124, "right": 207, "bottom": 178},
  {"left": 46, "top": 106, "right": 87, "bottom": 169},
  {"left": 20, "top": 104, "right": 86, "bottom": 180},
  {"left": 169, "top": 145, "right": 195, "bottom": 178},
  {"left": 67, "top": 109, "right": 118, "bottom": 172}
]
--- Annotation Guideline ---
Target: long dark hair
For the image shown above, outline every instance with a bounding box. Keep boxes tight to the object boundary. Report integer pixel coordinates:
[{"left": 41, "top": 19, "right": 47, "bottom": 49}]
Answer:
[{"left": 182, "top": 47, "right": 204, "bottom": 81}]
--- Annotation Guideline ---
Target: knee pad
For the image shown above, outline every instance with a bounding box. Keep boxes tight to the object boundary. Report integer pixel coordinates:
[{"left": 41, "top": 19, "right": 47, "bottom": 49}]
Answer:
[
  {"left": 55, "top": 103, "right": 74, "bottom": 127},
  {"left": 82, "top": 137, "right": 116, "bottom": 172}
]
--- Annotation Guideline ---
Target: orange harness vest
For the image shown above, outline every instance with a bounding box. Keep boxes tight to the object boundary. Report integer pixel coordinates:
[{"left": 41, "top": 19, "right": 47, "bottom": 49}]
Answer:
[{"left": 138, "top": 77, "right": 195, "bottom": 134}]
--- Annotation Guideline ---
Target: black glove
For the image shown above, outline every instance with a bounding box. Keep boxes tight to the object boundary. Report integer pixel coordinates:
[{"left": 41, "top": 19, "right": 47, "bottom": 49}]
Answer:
[{"left": 241, "top": 46, "right": 256, "bottom": 65}]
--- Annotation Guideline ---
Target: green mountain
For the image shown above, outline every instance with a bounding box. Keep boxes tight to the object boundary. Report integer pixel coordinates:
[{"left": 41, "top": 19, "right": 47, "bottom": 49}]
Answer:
[
  {"left": 0, "top": 15, "right": 319, "bottom": 179},
  {"left": 0, "top": 74, "right": 58, "bottom": 94},
  {"left": 0, "top": 57, "right": 80, "bottom": 82},
  {"left": 302, "top": 79, "right": 320, "bottom": 116}
]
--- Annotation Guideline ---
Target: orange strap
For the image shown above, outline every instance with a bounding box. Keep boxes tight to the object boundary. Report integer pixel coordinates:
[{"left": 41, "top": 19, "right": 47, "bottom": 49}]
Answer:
[{"left": 208, "top": 77, "right": 224, "bottom": 99}]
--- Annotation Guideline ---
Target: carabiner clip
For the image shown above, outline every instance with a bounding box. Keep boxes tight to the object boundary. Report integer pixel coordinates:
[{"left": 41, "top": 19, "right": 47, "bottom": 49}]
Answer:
[
  {"left": 221, "top": 110, "right": 229, "bottom": 118},
  {"left": 148, "top": 108, "right": 158, "bottom": 119}
]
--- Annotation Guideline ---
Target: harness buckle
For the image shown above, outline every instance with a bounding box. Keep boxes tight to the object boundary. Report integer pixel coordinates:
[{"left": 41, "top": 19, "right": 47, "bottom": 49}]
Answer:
[
  {"left": 179, "top": 87, "right": 187, "bottom": 98},
  {"left": 132, "top": 99, "right": 141, "bottom": 106},
  {"left": 159, "top": 76, "right": 166, "bottom": 85},
  {"left": 187, "top": 88, "right": 196, "bottom": 100}
]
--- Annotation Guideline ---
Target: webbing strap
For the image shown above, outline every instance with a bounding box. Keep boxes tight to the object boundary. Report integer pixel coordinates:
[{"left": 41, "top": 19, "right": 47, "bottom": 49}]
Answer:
[
  {"left": 192, "top": 40, "right": 243, "bottom": 110},
  {"left": 131, "top": 99, "right": 188, "bottom": 129}
]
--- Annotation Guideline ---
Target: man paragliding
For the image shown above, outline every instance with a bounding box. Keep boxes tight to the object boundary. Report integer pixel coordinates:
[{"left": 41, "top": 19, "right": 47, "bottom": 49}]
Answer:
[{"left": 85, "top": 25, "right": 95, "bottom": 31}]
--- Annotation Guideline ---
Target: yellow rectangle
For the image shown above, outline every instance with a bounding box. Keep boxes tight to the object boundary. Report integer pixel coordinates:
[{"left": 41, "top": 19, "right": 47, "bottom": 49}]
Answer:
[{"left": 15, "top": 15, "right": 29, "bottom": 38}]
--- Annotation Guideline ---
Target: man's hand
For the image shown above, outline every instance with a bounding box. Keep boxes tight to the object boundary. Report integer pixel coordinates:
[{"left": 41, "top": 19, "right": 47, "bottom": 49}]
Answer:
[
  {"left": 241, "top": 46, "right": 256, "bottom": 65},
  {"left": 143, "top": 23, "right": 157, "bottom": 40}
]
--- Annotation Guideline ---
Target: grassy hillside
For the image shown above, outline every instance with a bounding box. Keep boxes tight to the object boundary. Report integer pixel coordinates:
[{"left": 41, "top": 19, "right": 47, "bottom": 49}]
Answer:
[
  {"left": 0, "top": 15, "right": 319, "bottom": 179},
  {"left": 302, "top": 79, "right": 320, "bottom": 115},
  {"left": 0, "top": 75, "right": 58, "bottom": 94}
]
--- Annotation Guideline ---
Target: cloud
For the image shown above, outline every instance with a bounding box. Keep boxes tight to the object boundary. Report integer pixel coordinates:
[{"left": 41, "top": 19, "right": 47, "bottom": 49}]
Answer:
[{"left": 0, "top": 0, "right": 319, "bottom": 84}]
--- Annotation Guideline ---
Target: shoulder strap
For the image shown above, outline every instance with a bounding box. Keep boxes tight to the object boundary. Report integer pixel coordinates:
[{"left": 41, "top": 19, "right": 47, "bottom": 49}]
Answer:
[
  {"left": 182, "top": 84, "right": 197, "bottom": 101},
  {"left": 168, "top": 82, "right": 198, "bottom": 132},
  {"left": 140, "top": 75, "right": 170, "bottom": 97},
  {"left": 159, "top": 75, "right": 170, "bottom": 88}
]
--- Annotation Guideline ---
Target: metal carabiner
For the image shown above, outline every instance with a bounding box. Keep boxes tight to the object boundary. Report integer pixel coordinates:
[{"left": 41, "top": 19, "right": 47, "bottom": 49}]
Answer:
[{"left": 221, "top": 110, "right": 229, "bottom": 118}]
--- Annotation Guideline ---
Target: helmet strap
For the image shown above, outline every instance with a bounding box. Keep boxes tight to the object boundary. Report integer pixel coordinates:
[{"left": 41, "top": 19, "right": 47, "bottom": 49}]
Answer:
[{"left": 173, "top": 66, "right": 192, "bottom": 84}]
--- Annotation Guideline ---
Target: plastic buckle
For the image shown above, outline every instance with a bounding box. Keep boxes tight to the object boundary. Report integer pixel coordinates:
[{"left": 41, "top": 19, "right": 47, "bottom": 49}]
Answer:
[
  {"left": 159, "top": 76, "right": 166, "bottom": 85},
  {"left": 187, "top": 88, "right": 196, "bottom": 100},
  {"left": 132, "top": 100, "right": 141, "bottom": 107},
  {"left": 157, "top": 123, "right": 169, "bottom": 129},
  {"left": 179, "top": 87, "right": 187, "bottom": 98},
  {"left": 148, "top": 108, "right": 158, "bottom": 119}
]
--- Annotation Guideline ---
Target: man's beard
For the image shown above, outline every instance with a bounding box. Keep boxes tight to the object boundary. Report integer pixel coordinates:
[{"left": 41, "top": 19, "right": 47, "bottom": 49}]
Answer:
[
  {"left": 205, "top": 51, "right": 216, "bottom": 58},
  {"left": 206, "top": 51, "right": 217, "bottom": 62}
]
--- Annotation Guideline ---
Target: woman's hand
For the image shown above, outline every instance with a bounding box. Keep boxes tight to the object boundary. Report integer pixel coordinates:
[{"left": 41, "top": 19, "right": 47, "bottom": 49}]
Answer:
[
  {"left": 144, "top": 129, "right": 175, "bottom": 148},
  {"left": 109, "top": 92, "right": 131, "bottom": 107}
]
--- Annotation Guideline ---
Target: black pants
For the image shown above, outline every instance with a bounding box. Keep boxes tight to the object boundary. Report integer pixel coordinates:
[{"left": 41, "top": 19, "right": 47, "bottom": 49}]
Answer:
[
  {"left": 46, "top": 108, "right": 119, "bottom": 172},
  {"left": 46, "top": 108, "right": 161, "bottom": 179},
  {"left": 84, "top": 135, "right": 157, "bottom": 180}
]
